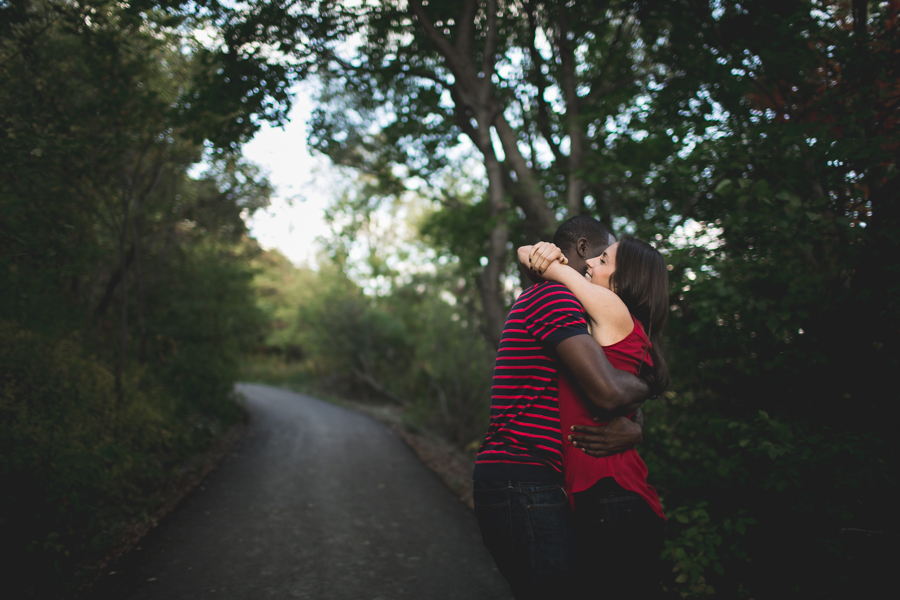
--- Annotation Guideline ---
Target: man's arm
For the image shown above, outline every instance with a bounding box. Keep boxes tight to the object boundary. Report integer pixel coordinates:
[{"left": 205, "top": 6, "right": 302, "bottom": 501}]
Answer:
[
  {"left": 518, "top": 275, "right": 649, "bottom": 458},
  {"left": 555, "top": 334, "right": 649, "bottom": 458},
  {"left": 569, "top": 410, "right": 643, "bottom": 457},
  {"left": 556, "top": 334, "right": 650, "bottom": 414}
]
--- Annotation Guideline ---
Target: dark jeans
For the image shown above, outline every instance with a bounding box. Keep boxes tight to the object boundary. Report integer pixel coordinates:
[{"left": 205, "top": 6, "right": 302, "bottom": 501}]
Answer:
[
  {"left": 473, "top": 479, "right": 577, "bottom": 600},
  {"left": 572, "top": 478, "right": 666, "bottom": 599}
]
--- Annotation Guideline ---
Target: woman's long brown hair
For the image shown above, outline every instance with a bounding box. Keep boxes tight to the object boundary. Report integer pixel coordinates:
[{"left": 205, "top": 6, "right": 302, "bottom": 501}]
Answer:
[{"left": 608, "top": 236, "right": 671, "bottom": 396}]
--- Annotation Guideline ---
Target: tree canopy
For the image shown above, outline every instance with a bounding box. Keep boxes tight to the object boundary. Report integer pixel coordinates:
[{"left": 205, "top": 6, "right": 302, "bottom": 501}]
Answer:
[
  {"left": 273, "top": 1, "right": 900, "bottom": 596},
  {"left": 1, "top": 2, "right": 277, "bottom": 594},
  {"left": 2, "top": 1, "right": 898, "bottom": 597}
]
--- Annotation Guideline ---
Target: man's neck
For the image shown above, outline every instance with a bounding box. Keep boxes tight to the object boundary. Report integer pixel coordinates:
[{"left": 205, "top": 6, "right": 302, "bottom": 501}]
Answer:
[{"left": 563, "top": 251, "right": 588, "bottom": 276}]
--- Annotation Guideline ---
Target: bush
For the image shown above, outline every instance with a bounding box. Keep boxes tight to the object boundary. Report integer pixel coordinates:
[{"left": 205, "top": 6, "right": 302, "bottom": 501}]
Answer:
[
  {"left": 0, "top": 321, "right": 243, "bottom": 597},
  {"left": 244, "top": 252, "right": 495, "bottom": 447},
  {"left": 640, "top": 392, "right": 898, "bottom": 598}
]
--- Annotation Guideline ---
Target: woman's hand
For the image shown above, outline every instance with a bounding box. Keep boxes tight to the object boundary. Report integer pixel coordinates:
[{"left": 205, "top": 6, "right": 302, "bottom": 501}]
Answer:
[
  {"left": 529, "top": 242, "right": 568, "bottom": 275},
  {"left": 516, "top": 245, "right": 534, "bottom": 271}
]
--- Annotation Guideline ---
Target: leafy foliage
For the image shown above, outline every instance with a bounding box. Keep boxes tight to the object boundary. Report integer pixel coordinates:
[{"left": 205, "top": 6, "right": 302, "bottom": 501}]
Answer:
[
  {"left": 245, "top": 241, "right": 495, "bottom": 448},
  {"left": 272, "top": 1, "right": 900, "bottom": 597},
  {"left": 3, "top": 0, "right": 899, "bottom": 597},
  {"left": 0, "top": 1, "right": 273, "bottom": 595}
]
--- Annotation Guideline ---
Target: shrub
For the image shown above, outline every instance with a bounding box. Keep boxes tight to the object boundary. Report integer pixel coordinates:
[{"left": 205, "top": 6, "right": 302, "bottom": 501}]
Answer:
[{"left": 0, "top": 321, "right": 243, "bottom": 597}]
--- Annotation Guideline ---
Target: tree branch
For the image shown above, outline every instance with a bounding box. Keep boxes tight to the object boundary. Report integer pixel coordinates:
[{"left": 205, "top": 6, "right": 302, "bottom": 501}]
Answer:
[
  {"left": 579, "top": 72, "right": 642, "bottom": 107},
  {"left": 455, "top": 0, "right": 479, "bottom": 54},
  {"left": 525, "top": 0, "right": 565, "bottom": 164},
  {"left": 492, "top": 114, "right": 555, "bottom": 234},
  {"left": 408, "top": 0, "right": 480, "bottom": 93},
  {"left": 481, "top": 0, "right": 500, "bottom": 84},
  {"left": 554, "top": 1, "right": 585, "bottom": 214},
  {"left": 350, "top": 366, "right": 407, "bottom": 405}
]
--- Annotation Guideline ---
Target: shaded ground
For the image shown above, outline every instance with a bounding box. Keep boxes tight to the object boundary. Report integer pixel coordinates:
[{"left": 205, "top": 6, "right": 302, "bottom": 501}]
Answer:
[{"left": 88, "top": 384, "right": 510, "bottom": 600}]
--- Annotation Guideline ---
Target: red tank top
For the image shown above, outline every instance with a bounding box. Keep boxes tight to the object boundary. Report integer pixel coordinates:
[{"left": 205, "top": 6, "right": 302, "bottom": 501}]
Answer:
[{"left": 559, "top": 316, "right": 665, "bottom": 520}]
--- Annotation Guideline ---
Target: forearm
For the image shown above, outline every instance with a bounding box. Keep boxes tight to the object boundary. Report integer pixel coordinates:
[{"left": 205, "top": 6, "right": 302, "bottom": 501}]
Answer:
[
  {"left": 608, "top": 370, "right": 650, "bottom": 413},
  {"left": 557, "top": 336, "right": 650, "bottom": 413},
  {"left": 588, "top": 398, "right": 646, "bottom": 422}
]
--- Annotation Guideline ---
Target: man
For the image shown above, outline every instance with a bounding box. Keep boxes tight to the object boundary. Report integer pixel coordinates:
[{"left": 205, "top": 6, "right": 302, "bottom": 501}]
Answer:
[{"left": 473, "top": 216, "right": 650, "bottom": 600}]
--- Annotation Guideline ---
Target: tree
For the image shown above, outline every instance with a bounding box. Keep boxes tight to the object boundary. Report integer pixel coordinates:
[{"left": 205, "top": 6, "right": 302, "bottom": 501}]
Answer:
[
  {"left": 268, "top": 1, "right": 900, "bottom": 596},
  {"left": 300, "top": 0, "right": 658, "bottom": 345},
  {"left": 0, "top": 2, "right": 277, "bottom": 594},
  {"left": 623, "top": 0, "right": 900, "bottom": 423}
]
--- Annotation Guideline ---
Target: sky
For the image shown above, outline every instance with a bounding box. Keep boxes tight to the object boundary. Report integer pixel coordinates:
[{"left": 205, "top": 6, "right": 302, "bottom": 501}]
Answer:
[{"left": 240, "top": 85, "right": 336, "bottom": 267}]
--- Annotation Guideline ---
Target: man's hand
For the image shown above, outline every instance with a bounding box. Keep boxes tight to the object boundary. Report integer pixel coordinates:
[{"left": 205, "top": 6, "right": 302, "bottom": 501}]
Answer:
[{"left": 568, "top": 415, "right": 642, "bottom": 457}]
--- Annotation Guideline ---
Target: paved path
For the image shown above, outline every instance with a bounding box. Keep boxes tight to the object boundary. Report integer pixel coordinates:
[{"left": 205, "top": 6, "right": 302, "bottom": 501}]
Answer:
[{"left": 89, "top": 384, "right": 511, "bottom": 600}]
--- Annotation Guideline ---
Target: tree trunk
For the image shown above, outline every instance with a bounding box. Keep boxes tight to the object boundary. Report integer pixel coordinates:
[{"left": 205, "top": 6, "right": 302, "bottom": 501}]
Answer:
[
  {"left": 94, "top": 243, "right": 135, "bottom": 320},
  {"left": 115, "top": 188, "right": 131, "bottom": 405},
  {"left": 852, "top": 0, "right": 868, "bottom": 39},
  {"left": 409, "top": 0, "right": 559, "bottom": 346},
  {"left": 556, "top": 1, "right": 585, "bottom": 216},
  {"left": 476, "top": 125, "right": 509, "bottom": 348},
  {"left": 474, "top": 0, "right": 509, "bottom": 348},
  {"left": 133, "top": 160, "right": 165, "bottom": 363}
]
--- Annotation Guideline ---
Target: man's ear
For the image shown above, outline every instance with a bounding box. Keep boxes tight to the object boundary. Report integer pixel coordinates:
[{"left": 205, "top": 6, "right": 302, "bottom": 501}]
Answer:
[{"left": 576, "top": 237, "right": 589, "bottom": 259}]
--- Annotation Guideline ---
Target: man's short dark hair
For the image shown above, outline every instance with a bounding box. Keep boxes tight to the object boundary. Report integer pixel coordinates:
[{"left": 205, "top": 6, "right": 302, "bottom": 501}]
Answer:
[{"left": 552, "top": 216, "right": 614, "bottom": 251}]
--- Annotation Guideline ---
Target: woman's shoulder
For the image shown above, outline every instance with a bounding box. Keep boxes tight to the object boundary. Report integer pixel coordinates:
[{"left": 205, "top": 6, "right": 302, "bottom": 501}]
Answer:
[
  {"left": 604, "top": 315, "right": 647, "bottom": 348},
  {"left": 589, "top": 293, "right": 634, "bottom": 345}
]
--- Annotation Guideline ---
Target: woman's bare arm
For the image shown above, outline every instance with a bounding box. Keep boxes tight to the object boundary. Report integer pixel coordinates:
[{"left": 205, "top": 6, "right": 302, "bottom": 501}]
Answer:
[
  {"left": 518, "top": 244, "right": 650, "bottom": 428},
  {"left": 520, "top": 244, "right": 633, "bottom": 345}
]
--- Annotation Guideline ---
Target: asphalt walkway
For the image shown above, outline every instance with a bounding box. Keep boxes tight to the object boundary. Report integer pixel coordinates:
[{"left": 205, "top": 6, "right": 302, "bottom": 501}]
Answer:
[{"left": 88, "top": 383, "right": 511, "bottom": 599}]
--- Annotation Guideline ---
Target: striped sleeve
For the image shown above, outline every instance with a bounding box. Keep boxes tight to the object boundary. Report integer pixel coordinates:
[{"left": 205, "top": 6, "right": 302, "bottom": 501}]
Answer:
[{"left": 522, "top": 282, "right": 589, "bottom": 347}]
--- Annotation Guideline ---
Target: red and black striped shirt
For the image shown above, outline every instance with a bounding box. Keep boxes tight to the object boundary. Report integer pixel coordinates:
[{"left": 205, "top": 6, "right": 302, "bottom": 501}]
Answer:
[{"left": 473, "top": 281, "right": 589, "bottom": 482}]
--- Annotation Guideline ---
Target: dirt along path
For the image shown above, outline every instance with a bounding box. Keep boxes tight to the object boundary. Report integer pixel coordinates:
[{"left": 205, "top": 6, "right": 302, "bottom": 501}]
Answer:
[{"left": 88, "top": 383, "right": 511, "bottom": 600}]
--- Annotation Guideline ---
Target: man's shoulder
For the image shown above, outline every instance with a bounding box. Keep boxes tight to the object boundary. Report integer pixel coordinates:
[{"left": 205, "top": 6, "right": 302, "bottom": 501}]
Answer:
[
  {"left": 517, "top": 281, "right": 581, "bottom": 308},
  {"left": 506, "top": 281, "right": 588, "bottom": 346},
  {"left": 520, "top": 281, "right": 574, "bottom": 300}
]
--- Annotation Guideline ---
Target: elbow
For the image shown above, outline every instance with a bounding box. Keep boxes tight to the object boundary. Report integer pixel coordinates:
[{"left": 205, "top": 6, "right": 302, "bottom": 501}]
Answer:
[{"left": 585, "top": 385, "right": 624, "bottom": 412}]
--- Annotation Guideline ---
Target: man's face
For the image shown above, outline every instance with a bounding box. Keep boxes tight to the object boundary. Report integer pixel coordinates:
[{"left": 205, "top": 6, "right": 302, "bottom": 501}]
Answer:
[{"left": 576, "top": 234, "right": 616, "bottom": 275}]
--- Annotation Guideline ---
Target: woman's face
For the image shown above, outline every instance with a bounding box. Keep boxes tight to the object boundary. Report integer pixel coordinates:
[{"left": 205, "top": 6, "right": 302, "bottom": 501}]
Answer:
[{"left": 586, "top": 242, "right": 618, "bottom": 290}]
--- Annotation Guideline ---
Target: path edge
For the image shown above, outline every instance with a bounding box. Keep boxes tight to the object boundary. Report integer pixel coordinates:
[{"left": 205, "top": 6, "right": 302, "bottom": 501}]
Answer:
[
  {"left": 323, "top": 399, "right": 477, "bottom": 510},
  {"left": 72, "top": 418, "right": 247, "bottom": 598}
]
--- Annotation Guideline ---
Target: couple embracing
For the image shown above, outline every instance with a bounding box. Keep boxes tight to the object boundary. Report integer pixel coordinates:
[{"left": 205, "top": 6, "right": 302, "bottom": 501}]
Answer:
[{"left": 473, "top": 216, "right": 669, "bottom": 600}]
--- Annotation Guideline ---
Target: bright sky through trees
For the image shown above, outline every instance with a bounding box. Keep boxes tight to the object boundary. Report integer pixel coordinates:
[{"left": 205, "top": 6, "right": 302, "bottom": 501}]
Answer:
[{"left": 241, "top": 84, "right": 335, "bottom": 266}]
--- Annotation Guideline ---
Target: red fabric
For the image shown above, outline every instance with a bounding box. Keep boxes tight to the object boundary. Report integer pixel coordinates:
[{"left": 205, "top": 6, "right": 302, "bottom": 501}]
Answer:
[{"left": 559, "top": 316, "right": 666, "bottom": 520}]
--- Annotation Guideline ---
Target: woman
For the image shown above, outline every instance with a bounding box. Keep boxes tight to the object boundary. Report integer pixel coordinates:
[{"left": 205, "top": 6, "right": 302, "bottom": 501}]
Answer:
[{"left": 519, "top": 236, "right": 670, "bottom": 599}]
